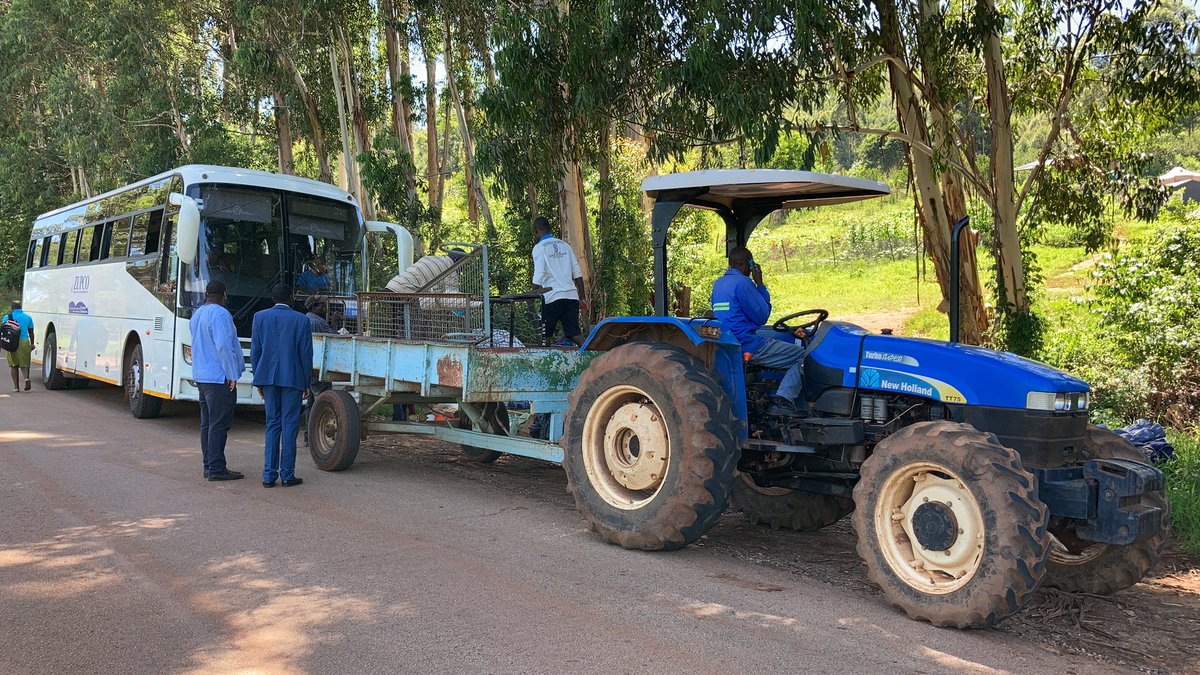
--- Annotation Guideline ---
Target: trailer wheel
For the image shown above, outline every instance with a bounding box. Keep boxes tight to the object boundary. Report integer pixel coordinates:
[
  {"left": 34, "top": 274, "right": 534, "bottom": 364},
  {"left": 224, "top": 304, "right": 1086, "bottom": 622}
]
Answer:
[
  {"left": 308, "top": 390, "right": 361, "bottom": 471},
  {"left": 563, "top": 342, "right": 739, "bottom": 551},
  {"left": 457, "top": 403, "right": 510, "bottom": 464},
  {"left": 853, "top": 421, "right": 1050, "bottom": 628},
  {"left": 1043, "top": 425, "right": 1167, "bottom": 595},
  {"left": 41, "top": 331, "right": 68, "bottom": 390},
  {"left": 730, "top": 474, "right": 854, "bottom": 531},
  {"left": 125, "top": 342, "right": 163, "bottom": 419}
]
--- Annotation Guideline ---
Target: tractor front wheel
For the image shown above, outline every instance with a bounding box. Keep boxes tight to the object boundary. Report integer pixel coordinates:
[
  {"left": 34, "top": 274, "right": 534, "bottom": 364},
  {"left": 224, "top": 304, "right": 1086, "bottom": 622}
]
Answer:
[
  {"left": 853, "top": 421, "right": 1050, "bottom": 628},
  {"left": 1043, "top": 425, "right": 1167, "bottom": 595},
  {"left": 563, "top": 343, "right": 739, "bottom": 551}
]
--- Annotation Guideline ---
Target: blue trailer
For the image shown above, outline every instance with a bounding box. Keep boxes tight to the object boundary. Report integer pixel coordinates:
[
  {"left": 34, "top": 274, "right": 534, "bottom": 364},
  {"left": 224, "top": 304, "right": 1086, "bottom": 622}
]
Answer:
[{"left": 310, "top": 170, "right": 1166, "bottom": 629}]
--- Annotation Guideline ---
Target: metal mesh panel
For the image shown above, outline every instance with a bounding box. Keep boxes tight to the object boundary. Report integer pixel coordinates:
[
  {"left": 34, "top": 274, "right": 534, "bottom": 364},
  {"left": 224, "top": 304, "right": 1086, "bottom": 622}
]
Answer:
[
  {"left": 486, "top": 298, "right": 543, "bottom": 347},
  {"left": 358, "top": 246, "right": 492, "bottom": 344}
]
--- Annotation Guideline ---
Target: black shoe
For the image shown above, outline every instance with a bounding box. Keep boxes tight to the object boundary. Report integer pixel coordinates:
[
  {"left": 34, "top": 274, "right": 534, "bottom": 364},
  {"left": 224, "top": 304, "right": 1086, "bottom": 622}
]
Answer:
[
  {"left": 281, "top": 477, "right": 304, "bottom": 487},
  {"left": 262, "top": 480, "right": 277, "bottom": 488},
  {"left": 767, "top": 397, "right": 801, "bottom": 417},
  {"left": 207, "top": 470, "right": 245, "bottom": 481}
]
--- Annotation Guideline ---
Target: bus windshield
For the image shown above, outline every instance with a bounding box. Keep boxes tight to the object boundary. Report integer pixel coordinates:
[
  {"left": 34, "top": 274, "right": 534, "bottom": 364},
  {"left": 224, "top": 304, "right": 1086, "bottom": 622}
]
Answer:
[{"left": 182, "top": 184, "right": 362, "bottom": 335}]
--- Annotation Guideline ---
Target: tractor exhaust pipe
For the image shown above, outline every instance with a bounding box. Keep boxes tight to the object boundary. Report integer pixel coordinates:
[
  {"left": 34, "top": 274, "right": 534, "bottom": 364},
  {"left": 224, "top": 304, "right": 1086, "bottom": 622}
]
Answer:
[{"left": 949, "top": 216, "right": 970, "bottom": 344}]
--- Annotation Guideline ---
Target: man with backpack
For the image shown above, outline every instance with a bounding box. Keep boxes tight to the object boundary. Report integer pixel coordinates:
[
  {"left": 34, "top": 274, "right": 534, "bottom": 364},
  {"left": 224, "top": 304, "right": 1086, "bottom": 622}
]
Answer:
[{"left": 2, "top": 300, "right": 35, "bottom": 393}]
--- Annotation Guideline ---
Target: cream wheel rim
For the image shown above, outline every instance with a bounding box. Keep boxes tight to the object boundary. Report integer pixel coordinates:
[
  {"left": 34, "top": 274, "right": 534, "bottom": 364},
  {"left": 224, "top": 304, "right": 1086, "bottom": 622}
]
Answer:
[
  {"left": 581, "top": 385, "right": 670, "bottom": 510},
  {"left": 875, "top": 462, "right": 985, "bottom": 594}
]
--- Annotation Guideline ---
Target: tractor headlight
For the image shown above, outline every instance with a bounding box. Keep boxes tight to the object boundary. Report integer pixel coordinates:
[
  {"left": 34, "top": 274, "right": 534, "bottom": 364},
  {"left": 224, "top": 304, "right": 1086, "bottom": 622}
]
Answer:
[
  {"left": 182, "top": 344, "right": 192, "bottom": 365},
  {"left": 1026, "top": 391, "right": 1089, "bottom": 412}
]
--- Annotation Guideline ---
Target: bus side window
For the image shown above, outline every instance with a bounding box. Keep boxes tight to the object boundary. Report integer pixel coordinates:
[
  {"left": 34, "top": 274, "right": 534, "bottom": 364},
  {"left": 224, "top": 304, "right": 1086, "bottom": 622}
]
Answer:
[
  {"left": 27, "top": 239, "right": 42, "bottom": 269},
  {"left": 61, "top": 229, "right": 79, "bottom": 265},
  {"left": 129, "top": 212, "right": 150, "bottom": 257},
  {"left": 46, "top": 234, "right": 61, "bottom": 267},
  {"left": 89, "top": 224, "right": 104, "bottom": 261},
  {"left": 144, "top": 209, "right": 164, "bottom": 255},
  {"left": 109, "top": 217, "right": 131, "bottom": 258},
  {"left": 100, "top": 222, "right": 113, "bottom": 260},
  {"left": 39, "top": 237, "right": 51, "bottom": 266},
  {"left": 159, "top": 214, "right": 177, "bottom": 286},
  {"left": 78, "top": 225, "right": 94, "bottom": 263}
]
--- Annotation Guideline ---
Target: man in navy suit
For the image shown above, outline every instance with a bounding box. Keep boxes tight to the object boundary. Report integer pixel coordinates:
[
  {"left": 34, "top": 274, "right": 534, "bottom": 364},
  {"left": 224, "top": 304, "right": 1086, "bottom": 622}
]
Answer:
[{"left": 251, "top": 284, "right": 314, "bottom": 488}]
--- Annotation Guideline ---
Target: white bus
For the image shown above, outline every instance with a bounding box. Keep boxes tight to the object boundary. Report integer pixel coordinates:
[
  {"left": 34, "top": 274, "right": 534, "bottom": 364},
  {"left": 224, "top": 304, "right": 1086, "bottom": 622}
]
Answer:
[{"left": 22, "top": 165, "right": 411, "bottom": 417}]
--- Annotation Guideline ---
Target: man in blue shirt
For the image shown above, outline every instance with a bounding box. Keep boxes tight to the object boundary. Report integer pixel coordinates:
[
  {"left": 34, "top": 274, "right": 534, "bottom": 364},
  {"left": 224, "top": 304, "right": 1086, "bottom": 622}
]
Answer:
[
  {"left": 189, "top": 280, "right": 246, "bottom": 481},
  {"left": 710, "top": 247, "right": 807, "bottom": 416},
  {"left": 4, "top": 300, "right": 35, "bottom": 392}
]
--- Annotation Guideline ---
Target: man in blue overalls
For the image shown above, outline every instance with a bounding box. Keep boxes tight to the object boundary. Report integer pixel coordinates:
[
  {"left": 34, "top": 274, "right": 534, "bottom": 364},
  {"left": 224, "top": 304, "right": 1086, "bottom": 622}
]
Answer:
[{"left": 710, "top": 247, "right": 806, "bottom": 416}]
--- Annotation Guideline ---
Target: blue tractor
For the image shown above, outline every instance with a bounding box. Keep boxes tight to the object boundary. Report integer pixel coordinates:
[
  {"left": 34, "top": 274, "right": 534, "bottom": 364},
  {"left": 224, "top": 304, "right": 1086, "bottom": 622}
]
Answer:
[{"left": 562, "top": 170, "right": 1166, "bottom": 628}]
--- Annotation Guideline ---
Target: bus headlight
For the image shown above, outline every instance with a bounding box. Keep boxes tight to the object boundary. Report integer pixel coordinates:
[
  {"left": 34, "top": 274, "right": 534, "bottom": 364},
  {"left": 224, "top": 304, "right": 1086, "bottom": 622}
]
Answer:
[
  {"left": 182, "top": 344, "right": 192, "bottom": 365},
  {"left": 1027, "top": 391, "right": 1089, "bottom": 412}
]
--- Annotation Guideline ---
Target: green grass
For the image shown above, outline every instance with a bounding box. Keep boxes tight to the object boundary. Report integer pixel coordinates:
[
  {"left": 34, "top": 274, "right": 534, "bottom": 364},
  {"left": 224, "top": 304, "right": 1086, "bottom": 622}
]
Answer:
[
  {"left": 1164, "top": 431, "right": 1200, "bottom": 557},
  {"left": 767, "top": 257, "right": 941, "bottom": 318}
]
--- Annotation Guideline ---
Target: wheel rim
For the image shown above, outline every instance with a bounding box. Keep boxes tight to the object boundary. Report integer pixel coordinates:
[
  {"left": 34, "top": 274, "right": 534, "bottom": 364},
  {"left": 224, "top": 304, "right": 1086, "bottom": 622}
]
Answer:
[
  {"left": 581, "top": 385, "right": 670, "bottom": 510},
  {"left": 875, "top": 462, "right": 985, "bottom": 594},
  {"left": 314, "top": 405, "right": 339, "bottom": 456},
  {"left": 738, "top": 472, "right": 791, "bottom": 497},
  {"left": 43, "top": 338, "right": 54, "bottom": 381},
  {"left": 128, "top": 353, "right": 142, "bottom": 403}
]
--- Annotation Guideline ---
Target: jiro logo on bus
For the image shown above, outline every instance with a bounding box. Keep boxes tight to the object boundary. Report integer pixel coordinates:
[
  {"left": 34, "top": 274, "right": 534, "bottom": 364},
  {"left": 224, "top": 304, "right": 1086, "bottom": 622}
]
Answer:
[{"left": 71, "top": 275, "right": 90, "bottom": 293}]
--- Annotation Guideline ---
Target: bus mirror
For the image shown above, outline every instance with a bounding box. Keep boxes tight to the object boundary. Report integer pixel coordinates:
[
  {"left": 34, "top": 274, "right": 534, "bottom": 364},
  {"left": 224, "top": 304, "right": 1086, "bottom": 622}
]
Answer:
[
  {"left": 365, "top": 220, "right": 414, "bottom": 273},
  {"left": 170, "top": 192, "right": 200, "bottom": 265}
]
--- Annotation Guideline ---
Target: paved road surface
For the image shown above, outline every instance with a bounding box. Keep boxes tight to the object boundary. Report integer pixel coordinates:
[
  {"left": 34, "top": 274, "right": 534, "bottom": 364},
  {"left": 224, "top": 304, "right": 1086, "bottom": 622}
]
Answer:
[{"left": 0, "top": 385, "right": 1109, "bottom": 674}]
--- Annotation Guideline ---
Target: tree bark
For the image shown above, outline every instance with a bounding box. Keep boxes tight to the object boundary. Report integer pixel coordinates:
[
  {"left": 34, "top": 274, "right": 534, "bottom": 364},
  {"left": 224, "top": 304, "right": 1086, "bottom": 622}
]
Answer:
[
  {"left": 878, "top": 0, "right": 986, "bottom": 343},
  {"left": 447, "top": 26, "right": 493, "bottom": 231},
  {"left": 382, "top": 0, "right": 417, "bottom": 202},
  {"left": 337, "top": 27, "right": 376, "bottom": 220},
  {"left": 979, "top": 0, "right": 1026, "bottom": 313},
  {"left": 279, "top": 51, "right": 331, "bottom": 183},
  {"left": 419, "top": 23, "right": 442, "bottom": 212},
  {"left": 554, "top": 0, "right": 595, "bottom": 303},
  {"left": 274, "top": 91, "right": 295, "bottom": 175}
]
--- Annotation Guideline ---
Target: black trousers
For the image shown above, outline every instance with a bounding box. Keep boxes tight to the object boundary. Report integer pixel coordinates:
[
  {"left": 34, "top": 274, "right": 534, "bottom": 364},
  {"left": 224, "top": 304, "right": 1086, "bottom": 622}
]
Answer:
[
  {"left": 198, "top": 382, "right": 237, "bottom": 475},
  {"left": 541, "top": 298, "right": 581, "bottom": 339}
]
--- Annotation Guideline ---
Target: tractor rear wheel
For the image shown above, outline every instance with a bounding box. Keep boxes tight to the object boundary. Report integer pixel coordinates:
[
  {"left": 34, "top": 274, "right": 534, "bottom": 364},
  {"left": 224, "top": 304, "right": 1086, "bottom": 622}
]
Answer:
[
  {"left": 457, "top": 403, "right": 509, "bottom": 464},
  {"left": 1043, "top": 425, "right": 1167, "bottom": 595},
  {"left": 853, "top": 421, "right": 1050, "bottom": 628},
  {"left": 563, "top": 342, "right": 739, "bottom": 551},
  {"left": 730, "top": 474, "right": 854, "bottom": 531}
]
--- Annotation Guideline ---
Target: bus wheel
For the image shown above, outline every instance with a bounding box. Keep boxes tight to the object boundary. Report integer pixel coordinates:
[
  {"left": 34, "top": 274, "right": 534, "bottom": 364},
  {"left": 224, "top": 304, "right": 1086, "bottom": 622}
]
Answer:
[
  {"left": 41, "top": 331, "right": 68, "bottom": 390},
  {"left": 309, "top": 390, "right": 361, "bottom": 471},
  {"left": 125, "top": 342, "right": 163, "bottom": 419}
]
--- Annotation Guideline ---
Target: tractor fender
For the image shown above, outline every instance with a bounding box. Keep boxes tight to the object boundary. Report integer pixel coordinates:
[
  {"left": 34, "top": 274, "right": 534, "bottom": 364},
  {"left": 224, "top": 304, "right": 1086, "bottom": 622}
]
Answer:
[{"left": 580, "top": 317, "right": 749, "bottom": 443}]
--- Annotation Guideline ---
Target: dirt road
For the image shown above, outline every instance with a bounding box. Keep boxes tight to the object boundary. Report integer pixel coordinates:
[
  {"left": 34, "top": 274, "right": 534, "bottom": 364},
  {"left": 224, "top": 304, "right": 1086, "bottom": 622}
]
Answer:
[{"left": 1, "top": 385, "right": 1195, "bottom": 673}]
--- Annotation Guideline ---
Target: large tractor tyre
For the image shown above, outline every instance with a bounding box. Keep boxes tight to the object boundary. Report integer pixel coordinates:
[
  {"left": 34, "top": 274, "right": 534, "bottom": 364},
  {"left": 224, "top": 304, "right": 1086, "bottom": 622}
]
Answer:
[
  {"left": 456, "top": 403, "right": 510, "bottom": 464},
  {"left": 1043, "top": 425, "right": 1168, "bottom": 595},
  {"left": 563, "top": 342, "right": 740, "bottom": 551},
  {"left": 41, "top": 331, "right": 69, "bottom": 390},
  {"left": 853, "top": 421, "right": 1050, "bottom": 629},
  {"left": 308, "top": 390, "right": 362, "bottom": 471},
  {"left": 730, "top": 473, "right": 854, "bottom": 531},
  {"left": 125, "top": 342, "right": 163, "bottom": 419}
]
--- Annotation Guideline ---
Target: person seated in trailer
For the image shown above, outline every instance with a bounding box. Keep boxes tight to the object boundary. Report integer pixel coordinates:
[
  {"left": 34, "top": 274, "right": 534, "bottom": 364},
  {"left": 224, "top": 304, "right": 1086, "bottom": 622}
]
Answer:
[
  {"left": 296, "top": 256, "right": 332, "bottom": 293},
  {"left": 710, "top": 246, "right": 806, "bottom": 417}
]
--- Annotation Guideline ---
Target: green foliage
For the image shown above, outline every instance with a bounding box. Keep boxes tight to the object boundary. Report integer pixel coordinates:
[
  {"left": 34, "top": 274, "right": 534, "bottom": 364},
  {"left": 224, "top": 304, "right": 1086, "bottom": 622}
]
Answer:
[
  {"left": 1091, "top": 217, "right": 1200, "bottom": 427},
  {"left": 1163, "top": 430, "right": 1200, "bottom": 556}
]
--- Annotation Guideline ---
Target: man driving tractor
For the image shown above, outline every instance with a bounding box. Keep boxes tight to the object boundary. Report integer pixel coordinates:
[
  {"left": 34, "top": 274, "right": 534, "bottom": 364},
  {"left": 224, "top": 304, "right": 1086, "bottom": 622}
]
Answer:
[{"left": 710, "top": 246, "right": 806, "bottom": 416}]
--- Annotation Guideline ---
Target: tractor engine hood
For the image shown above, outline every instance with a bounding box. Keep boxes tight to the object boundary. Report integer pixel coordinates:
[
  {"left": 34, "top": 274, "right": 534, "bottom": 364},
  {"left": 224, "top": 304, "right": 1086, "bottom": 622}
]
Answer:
[{"left": 807, "top": 324, "right": 1090, "bottom": 411}]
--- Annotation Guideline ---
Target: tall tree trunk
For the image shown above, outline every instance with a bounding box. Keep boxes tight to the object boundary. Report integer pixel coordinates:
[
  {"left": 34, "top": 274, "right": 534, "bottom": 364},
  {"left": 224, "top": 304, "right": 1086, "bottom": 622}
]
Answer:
[
  {"left": 878, "top": 0, "right": 986, "bottom": 343},
  {"left": 330, "top": 38, "right": 355, "bottom": 193},
  {"left": 279, "top": 51, "right": 331, "bottom": 183},
  {"left": 979, "top": 0, "right": 1026, "bottom": 313},
  {"left": 447, "top": 26, "right": 492, "bottom": 230},
  {"left": 274, "top": 91, "right": 295, "bottom": 175},
  {"left": 382, "top": 0, "right": 416, "bottom": 202},
  {"left": 419, "top": 23, "right": 442, "bottom": 212},
  {"left": 554, "top": 0, "right": 595, "bottom": 303},
  {"left": 337, "top": 27, "right": 376, "bottom": 220}
]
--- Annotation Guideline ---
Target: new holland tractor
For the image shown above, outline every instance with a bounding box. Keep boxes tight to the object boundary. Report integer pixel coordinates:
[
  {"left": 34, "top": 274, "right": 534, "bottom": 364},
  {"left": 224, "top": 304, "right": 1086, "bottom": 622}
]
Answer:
[{"left": 564, "top": 169, "right": 1167, "bottom": 628}]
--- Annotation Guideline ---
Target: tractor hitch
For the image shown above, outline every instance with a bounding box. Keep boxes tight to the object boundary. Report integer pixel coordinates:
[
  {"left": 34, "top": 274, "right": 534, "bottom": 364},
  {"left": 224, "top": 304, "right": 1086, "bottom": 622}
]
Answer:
[{"left": 1037, "top": 459, "right": 1165, "bottom": 546}]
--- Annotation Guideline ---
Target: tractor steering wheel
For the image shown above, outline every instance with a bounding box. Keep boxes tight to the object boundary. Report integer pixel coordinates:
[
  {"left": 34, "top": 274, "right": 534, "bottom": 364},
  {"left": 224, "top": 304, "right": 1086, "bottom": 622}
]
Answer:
[{"left": 772, "top": 309, "right": 830, "bottom": 339}]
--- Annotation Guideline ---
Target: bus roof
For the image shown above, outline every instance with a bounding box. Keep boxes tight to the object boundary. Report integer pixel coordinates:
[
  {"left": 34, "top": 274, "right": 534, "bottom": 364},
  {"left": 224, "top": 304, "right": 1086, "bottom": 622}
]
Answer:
[
  {"left": 640, "top": 169, "right": 889, "bottom": 211},
  {"left": 36, "top": 165, "right": 358, "bottom": 222}
]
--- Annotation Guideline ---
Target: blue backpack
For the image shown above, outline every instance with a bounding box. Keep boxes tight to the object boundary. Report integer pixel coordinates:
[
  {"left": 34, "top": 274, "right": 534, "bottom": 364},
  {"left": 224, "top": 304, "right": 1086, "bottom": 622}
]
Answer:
[{"left": 0, "top": 314, "right": 20, "bottom": 352}]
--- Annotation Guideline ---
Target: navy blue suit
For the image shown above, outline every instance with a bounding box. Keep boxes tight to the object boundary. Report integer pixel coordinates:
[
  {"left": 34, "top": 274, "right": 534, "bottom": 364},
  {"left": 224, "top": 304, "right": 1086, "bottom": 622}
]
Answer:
[{"left": 251, "top": 304, "right": 314, "bottom": 483}]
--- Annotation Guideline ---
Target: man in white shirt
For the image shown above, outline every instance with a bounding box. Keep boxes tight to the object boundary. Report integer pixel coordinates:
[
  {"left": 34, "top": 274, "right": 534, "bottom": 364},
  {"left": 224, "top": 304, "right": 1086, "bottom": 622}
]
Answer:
[{"left": 530, "top": 217, "right": 588, "bottom": 346}]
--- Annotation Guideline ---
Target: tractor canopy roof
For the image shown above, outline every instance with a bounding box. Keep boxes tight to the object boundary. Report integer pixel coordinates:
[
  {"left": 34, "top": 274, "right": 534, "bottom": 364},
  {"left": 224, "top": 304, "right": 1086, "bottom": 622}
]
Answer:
[{"left": 640, "top": 169, "right": 890, "bottom": 216}]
